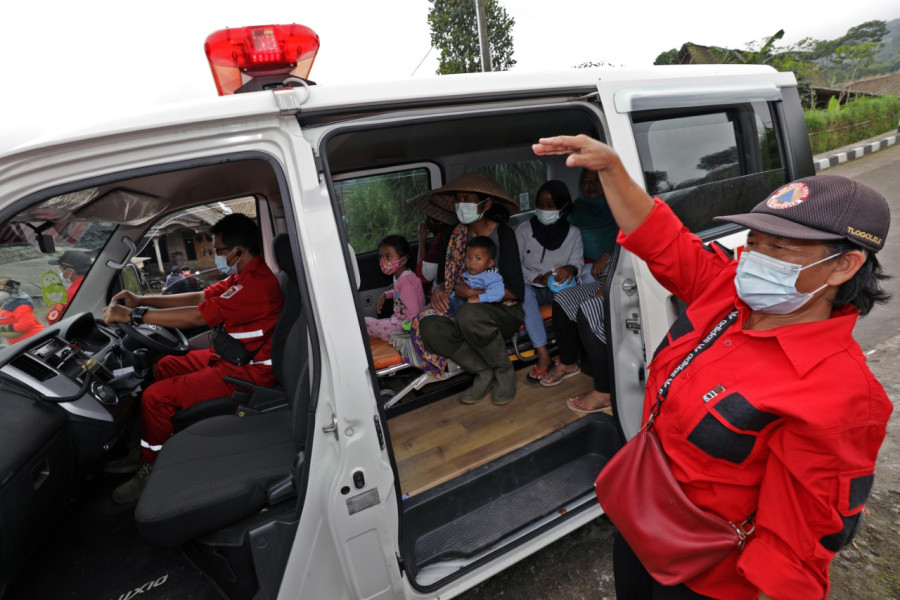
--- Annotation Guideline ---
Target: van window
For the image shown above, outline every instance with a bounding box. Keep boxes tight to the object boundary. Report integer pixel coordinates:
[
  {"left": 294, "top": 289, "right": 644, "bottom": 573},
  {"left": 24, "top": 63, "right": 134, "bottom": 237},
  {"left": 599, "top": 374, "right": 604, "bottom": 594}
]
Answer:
[
  {"left": 136, "top": 197, "right": 259, "bottom": 293},
  {"left": 633, "top": 102, "right": 786, "bottom": 233},
  {"left": 473, "top": 160, "right": 548, "bottom": 213},
  {"left": 334, "top": 168, "right": 431, "bottom": 253}
]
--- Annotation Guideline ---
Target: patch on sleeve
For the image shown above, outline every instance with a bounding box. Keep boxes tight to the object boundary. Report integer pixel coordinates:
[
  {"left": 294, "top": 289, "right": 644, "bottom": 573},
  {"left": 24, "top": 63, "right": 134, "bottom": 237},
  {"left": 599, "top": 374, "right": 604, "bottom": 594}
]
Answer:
[
  {"left": 820, "top": 513, "right": 862, "bottom": 552},
  {"left": 838, "top": 471, "right": 875, "bottom": 514},
  {"left": 848, "top": 475, "right": 874, "bottom": 512},
  {"left": 220, "top": 284, "right": 243, "bottom": 299}
]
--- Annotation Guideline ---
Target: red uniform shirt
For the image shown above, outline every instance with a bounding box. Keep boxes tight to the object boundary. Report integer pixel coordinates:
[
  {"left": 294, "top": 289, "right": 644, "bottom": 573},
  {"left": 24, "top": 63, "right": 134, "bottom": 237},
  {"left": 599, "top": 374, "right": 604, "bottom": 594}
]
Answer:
[
  {"left": 198, "top": 256, "right": 283, "bottom": 368},
  {"left": 0, "top": 300, "right": 44, "bottom": 343},
  {"left": 618, "top": 199, "right": 892, "bottom": 599}
]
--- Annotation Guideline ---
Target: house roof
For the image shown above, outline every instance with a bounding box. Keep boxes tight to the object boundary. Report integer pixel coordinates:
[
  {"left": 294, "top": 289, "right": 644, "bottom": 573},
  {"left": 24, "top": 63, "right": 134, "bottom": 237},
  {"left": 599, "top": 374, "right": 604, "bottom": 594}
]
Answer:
[{"left": 844, "top": 72, "right": 900, "bottom": 96}]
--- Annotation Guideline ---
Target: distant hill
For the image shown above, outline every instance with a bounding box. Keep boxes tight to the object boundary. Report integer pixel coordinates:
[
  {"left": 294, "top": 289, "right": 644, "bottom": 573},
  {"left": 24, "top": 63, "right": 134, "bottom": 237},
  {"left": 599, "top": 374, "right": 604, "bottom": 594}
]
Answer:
[{"left": 873, "top": 18, "right": 900, "bottom": 74}]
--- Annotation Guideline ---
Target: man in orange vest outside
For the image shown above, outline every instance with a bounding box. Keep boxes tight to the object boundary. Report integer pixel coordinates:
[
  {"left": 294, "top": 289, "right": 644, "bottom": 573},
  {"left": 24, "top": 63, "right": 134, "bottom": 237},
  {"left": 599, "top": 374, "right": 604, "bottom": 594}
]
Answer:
[{"left": 0, "top": 279, "right": 44, "bottom": 344}]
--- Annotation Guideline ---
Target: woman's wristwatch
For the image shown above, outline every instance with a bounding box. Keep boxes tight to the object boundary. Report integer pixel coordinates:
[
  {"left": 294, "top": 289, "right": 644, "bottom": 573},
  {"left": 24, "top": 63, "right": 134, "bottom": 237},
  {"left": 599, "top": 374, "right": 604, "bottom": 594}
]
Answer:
[{"left": 130, "top": 306, "right": 149, "bottom": 325}]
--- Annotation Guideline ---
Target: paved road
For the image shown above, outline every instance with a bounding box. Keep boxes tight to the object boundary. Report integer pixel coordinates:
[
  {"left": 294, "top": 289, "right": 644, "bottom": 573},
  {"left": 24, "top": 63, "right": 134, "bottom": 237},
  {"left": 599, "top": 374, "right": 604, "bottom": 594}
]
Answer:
[
  {"left": 825, "top": 144, "right": 900, "bottom": 350},
  {"left": 459, "top": 145, "right": 900, "bottom": 600}
]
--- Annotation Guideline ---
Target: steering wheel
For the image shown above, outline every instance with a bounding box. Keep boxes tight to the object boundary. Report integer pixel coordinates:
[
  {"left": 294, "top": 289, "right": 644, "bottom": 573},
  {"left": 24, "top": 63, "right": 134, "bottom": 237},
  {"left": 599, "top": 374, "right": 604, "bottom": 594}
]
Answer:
[{"left": 116, "top": 322, "right": 190, "bottom": 356}]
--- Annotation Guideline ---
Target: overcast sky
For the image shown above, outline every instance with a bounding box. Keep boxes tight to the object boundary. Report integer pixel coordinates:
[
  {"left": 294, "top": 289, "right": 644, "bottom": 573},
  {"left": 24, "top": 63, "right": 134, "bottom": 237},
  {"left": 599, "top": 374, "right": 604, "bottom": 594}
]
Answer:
[{"left": 1, "top": 1, "right": 896, "bottom": 152}]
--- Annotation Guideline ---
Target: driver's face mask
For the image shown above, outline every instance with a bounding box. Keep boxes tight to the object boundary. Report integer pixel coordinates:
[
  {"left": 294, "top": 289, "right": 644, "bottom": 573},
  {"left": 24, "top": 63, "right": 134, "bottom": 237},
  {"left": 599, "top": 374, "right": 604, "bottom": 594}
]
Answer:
[
  {"left": 735, "top": 250, "right": 840, "bottom": 314},
  {"left": 215, "top": 249, "right": 238, "bottom": 276},
  {"left": 0, "top": 291, "right": 9, "bottom": 303}
]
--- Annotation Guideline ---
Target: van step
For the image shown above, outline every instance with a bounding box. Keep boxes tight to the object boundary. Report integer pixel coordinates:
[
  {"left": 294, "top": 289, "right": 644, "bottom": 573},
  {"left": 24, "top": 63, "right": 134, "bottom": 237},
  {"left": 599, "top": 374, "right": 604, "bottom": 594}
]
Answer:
[{"left": 412, "top": 454, "right": 605, "bottom": 566}]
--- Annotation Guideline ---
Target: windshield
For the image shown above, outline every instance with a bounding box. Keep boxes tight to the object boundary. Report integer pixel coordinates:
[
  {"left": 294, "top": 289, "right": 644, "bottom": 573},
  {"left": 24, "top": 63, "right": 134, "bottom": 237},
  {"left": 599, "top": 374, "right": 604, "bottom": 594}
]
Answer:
[{"left": 0, "top": 215, "right": 115, "bottom": 337}]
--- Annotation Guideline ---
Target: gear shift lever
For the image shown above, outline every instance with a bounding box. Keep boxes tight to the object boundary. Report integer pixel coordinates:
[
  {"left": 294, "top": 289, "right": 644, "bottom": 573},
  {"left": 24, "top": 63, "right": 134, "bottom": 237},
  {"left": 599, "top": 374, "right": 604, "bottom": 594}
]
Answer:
[{"left": 133, "top": 348, "right": 149, "bottom": 378}]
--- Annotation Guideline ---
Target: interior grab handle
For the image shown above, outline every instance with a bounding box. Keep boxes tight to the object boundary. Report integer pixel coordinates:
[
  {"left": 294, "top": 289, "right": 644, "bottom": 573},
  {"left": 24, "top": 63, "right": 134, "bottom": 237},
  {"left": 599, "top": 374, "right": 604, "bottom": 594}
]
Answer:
[{"left": 106, "top": 236, "right": 137, "bottom": 269}]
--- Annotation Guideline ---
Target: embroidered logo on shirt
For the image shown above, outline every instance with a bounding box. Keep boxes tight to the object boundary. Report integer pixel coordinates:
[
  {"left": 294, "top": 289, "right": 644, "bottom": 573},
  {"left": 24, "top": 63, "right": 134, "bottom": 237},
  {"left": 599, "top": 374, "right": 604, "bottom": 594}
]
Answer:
[
  {"left": 702, "top": 384, "right": 726, "bottom": 403},
  {"left": 766, "top": 182, "right": 810, "bottom": 210},
  {"left": 221, "top": 284, "right": 243, "bottom": 299}
]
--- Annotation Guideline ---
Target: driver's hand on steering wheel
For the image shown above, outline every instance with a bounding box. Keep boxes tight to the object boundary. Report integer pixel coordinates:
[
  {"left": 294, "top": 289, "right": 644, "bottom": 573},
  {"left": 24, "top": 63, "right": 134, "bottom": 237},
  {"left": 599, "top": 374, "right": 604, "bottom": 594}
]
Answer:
[
  {"left": 111, "top": 289, "right": 142, "bottom": 308},
  {"left": 103, "top": 303, "right": 132, "bottom": 326}
]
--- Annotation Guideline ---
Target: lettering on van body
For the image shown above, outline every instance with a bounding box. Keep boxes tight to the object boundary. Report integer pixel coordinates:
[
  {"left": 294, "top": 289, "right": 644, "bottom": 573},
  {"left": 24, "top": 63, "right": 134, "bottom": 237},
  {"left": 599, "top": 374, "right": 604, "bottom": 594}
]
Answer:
[{"left": 111, "top": 574, "right": 169, "bottom": 600}]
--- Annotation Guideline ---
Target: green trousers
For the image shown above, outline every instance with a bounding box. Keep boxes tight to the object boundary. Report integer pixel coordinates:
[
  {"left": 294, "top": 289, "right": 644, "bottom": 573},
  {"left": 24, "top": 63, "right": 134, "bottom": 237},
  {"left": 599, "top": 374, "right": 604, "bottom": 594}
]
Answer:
[{"left": 419, "top": 302, "right": 525, "bottom": 368}]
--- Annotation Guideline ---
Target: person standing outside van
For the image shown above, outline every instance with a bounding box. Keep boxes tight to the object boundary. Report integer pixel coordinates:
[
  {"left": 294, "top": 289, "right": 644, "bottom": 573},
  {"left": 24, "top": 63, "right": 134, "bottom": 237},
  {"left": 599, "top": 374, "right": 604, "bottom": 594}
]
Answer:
[
  {"left": 102, "top": 214, "right": 283, "bottom": 503},
  {"left": 0, "top": 279, "right": 44, "bottom": 344},
  {"left": 46, "top": 250, "right": 92, "bottom": 324},
  {"left": 534, "top": 135, "right": 892, "bottom": 600}
]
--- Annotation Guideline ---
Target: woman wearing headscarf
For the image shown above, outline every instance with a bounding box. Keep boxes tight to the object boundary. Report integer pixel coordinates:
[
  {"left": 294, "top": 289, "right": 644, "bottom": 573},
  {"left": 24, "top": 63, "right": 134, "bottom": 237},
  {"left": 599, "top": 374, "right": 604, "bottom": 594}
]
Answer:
[
  {"left": 412, "top": 173, "right": 525, "bottom": 406},
  {"left": 569, "top": 168, "right": 618, "bottom": 282},
  {"left": 515, "top": 180, "right": 583, "bottom": 382},
  {"left": 536, "top": 171, "right": 620, "bottom": 415}
]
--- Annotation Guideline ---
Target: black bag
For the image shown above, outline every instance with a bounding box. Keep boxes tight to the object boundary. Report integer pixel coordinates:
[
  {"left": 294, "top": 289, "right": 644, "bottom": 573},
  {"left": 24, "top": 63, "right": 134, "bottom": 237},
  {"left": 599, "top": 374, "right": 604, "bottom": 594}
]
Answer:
[{"left": 210, "top": 325, "right": 266, "bottom": 366}]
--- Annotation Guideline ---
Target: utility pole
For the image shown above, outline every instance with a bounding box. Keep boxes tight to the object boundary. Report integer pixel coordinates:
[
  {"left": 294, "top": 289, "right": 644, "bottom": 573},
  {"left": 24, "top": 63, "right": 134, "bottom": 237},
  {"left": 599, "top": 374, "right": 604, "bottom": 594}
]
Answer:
[{"left": 474, "top": 0, "right": 492, "bottom": 72}]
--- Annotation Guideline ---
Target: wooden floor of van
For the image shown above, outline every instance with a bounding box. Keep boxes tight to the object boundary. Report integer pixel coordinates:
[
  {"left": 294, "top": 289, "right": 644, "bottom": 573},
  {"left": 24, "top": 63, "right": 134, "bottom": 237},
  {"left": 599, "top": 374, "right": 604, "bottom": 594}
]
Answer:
[{"left": 388, "top": 370, "right": 595, "bottom": 497}]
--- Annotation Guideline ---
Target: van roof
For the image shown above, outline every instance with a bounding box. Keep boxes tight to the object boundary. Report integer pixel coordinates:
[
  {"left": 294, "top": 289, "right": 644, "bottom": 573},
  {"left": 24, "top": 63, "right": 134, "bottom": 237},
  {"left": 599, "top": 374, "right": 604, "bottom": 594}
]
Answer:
[{"left": 6, "top": 64, "right": 792, "bottom": 157}]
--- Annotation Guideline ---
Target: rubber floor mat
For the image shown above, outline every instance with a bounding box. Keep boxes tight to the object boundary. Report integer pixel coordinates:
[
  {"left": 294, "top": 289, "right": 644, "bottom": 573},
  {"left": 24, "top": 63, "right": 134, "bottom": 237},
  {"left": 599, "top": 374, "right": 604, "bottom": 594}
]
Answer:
[{"left": 4, "top": 471, "right": 224, "bottom": 600}]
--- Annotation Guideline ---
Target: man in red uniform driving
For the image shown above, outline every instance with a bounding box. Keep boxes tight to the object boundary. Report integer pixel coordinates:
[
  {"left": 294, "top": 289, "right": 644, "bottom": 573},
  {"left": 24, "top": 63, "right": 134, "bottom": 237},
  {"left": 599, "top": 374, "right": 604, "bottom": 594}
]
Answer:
[{"left": 103, "top": 213, "right": 283, "bottom": 503}]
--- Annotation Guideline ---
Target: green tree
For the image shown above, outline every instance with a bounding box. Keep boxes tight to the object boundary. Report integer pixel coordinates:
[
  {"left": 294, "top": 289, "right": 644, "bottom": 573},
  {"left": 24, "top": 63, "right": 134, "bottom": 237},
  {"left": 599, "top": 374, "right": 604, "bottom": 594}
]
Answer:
[
  {"left": 428, "top": 0, "right": 516, "bottom": 74},
  {"left": 654, "top": 49, "right": 679, "bottom": 65},
  {"left": 573, "top": 60, "right": 622, "bottom": 68}
]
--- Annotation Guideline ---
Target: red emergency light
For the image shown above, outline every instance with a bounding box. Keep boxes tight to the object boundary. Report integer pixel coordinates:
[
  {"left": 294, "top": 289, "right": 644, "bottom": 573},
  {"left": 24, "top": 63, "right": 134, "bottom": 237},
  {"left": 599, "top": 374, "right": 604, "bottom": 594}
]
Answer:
[{"left": 205, "top": 24, "right": 320, "bottom": 96}]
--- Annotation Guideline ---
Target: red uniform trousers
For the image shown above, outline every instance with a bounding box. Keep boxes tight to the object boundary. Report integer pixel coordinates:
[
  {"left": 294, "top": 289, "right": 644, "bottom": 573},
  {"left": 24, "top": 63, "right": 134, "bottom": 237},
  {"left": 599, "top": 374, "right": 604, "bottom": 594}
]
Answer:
[{"left": 139, "top": 348, "right": 275, "bottom": 463}]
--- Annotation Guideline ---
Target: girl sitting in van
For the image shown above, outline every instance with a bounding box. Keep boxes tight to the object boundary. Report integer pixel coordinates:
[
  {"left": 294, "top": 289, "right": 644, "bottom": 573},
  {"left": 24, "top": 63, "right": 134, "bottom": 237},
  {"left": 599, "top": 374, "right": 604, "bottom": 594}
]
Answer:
[
  {"left": 515, "top": 180, "right": 583, "bottom": 382},
  {"left": 366, "top": 235, "right": 426, "bottom": 341}
]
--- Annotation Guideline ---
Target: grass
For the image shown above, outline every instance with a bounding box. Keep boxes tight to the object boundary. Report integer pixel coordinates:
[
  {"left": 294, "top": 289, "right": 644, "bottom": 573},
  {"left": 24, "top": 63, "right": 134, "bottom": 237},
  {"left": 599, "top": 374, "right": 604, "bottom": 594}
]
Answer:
[{"left": 806, "top": 94, "right": 900, "bottom": 154}]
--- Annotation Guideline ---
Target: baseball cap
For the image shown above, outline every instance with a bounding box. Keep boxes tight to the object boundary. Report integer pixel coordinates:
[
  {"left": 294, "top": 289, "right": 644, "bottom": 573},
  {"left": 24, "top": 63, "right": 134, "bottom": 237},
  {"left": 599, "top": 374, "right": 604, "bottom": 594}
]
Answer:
[
  {"left": 49, "top": 250, "right": 93, "bottom": 274},
  {"left": 0, "top": 279, "right": 20, "bottom": 293},
  {"left": 714, "top": 175, "right": 890, "bottom": 253}
]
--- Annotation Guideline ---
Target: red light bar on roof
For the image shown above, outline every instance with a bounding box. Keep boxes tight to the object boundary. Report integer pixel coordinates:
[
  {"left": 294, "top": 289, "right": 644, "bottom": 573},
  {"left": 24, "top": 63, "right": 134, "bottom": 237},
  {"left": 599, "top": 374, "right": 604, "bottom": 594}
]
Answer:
[{"left": 205, "top": 24, "right": 320, "bottom": 96}]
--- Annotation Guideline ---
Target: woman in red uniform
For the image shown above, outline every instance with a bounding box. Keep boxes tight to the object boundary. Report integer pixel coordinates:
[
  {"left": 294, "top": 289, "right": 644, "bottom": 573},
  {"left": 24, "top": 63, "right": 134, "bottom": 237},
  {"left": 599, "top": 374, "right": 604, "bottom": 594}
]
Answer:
[{"left": 533, "top": 135, "right": 892, "bottom": 600}]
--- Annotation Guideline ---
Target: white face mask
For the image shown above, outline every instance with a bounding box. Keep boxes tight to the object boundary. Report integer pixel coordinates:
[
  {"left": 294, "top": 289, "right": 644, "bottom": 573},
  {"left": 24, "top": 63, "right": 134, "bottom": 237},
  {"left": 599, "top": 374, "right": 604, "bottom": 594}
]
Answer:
[
  {"left": 0, "top": 291, "right": 9, "bottom": 302},
  {"left": 455, "top": 200, "right": 485, "bottom": 224},
  {"left": 735, "top": 251, "right": 839, "bottom": 314},
  {"left": 535, "top": 209, "right": 561, "bottom": 226}
]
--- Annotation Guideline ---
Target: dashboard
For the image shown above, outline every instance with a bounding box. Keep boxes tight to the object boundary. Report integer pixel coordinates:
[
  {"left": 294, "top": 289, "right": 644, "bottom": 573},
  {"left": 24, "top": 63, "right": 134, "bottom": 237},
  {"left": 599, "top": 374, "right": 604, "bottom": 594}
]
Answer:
[{"left": 0, "top": 312, "right": 134, "bottom": 422}]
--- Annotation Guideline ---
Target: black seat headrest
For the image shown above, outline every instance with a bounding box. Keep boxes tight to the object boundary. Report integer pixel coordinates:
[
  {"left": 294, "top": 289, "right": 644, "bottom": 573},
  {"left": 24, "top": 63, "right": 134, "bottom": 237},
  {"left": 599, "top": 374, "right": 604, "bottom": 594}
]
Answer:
[{"left": 273, "top": 234, "right": 297, "bottom": 281}]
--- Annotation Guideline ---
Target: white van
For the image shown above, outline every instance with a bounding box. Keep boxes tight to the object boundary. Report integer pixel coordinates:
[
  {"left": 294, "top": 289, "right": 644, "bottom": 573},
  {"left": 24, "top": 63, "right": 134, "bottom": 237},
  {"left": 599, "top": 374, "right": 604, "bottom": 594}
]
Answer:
[{"left": 0, "top": 25, "right": 814, "bottom": 600}]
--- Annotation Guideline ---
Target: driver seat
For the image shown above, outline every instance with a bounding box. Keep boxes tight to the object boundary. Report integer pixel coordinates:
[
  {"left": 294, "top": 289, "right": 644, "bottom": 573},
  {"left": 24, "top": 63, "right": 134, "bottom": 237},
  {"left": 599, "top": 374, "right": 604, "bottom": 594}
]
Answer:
[
  {"left": 134, "top": 233, "right": 311, "bottom": 546},
  {"left": 170, "top": 235, "right": 298, "bottom": 431}
]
